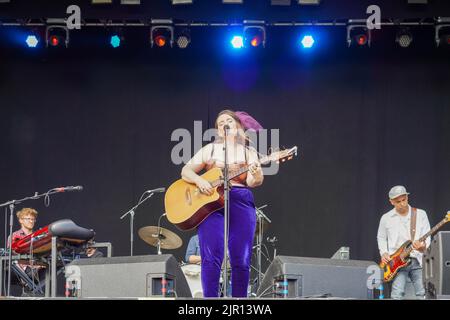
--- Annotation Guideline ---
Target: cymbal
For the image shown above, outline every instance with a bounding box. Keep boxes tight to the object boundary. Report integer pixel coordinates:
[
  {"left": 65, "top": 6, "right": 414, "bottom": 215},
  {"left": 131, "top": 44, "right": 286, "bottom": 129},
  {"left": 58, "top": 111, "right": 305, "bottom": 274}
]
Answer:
[{"left": 138, "top": 226, "right": 183, "bottom": 250}]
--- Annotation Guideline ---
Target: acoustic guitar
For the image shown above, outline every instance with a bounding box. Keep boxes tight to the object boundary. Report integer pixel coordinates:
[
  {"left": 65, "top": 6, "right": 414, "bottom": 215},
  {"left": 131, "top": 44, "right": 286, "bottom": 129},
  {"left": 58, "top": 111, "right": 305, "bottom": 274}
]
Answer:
[
  {"left": 165, "top": 146, "right": 297, "bottom": 231},
  {"left": 380, "top": 211, "right": 450, "bottom": 282}
]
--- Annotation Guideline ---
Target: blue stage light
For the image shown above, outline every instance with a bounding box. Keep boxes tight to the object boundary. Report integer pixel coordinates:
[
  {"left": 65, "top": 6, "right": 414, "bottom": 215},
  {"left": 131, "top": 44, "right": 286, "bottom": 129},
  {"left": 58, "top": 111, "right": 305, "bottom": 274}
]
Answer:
[
  {"left": 110, "top": 35, "right": 121, "bottom": 48},
  {"left": 231, "top": 35, "right": 244, "bottom": 49},
  {"left": 25, "top": 35, "right": 39, "bottom": 48},
  {"left": 301, "top": 35, "right": 315, "bottom": 48}
]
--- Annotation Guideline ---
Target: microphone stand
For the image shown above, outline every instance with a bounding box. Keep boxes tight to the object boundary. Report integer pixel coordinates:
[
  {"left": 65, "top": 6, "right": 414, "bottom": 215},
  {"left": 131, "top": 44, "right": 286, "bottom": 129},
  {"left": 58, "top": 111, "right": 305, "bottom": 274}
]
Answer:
[
  {"left": 120, "top": 189, "right": 163, "bottom": 257},
  {"left": 156, "top": 213, "right": 166, "bottom": 255},
  {"left": 222, "top": 127, "right": 230, "bottom": 298}
]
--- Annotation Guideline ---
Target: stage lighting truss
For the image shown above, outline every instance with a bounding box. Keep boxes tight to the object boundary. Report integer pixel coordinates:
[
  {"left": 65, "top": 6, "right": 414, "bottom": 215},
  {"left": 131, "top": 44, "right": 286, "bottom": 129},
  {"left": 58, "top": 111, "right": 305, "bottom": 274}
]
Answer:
[
  {"left": 396, "top": 27, "right": 413, "bottom": 48},
  {"left": 243, "top": 21, "right": 266, "bottom": 48},
  {"left": 45, "top": 24, "right": 70, "bottom": 48},
  {"left": 347, "top": 21, "right": 371, "bottom": 47},
  {"left": 151, "top": 20, "right": 174, "bottom": 48},
  {"left": 435, "top": 17, "right": 450, "bottom": 47},
  {"left": 1, "top": 17, "right": 447, "bottom": 51}
]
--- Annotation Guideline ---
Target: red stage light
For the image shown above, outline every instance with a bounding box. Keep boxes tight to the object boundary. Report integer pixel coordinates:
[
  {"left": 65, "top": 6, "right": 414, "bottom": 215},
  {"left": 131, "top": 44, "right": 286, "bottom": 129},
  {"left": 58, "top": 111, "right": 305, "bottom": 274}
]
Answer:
[
  {"left": 357, "top": 35, "right": 367, "bottom": 46},
  {"left": 250, "top": 35, "right": 262, "bottom": 47},
  {"left": 155, "top": 35, "right": 167, "bottom": 47},
  {"left": 49, "top": 35, "right": 60, "bottom": 47}
]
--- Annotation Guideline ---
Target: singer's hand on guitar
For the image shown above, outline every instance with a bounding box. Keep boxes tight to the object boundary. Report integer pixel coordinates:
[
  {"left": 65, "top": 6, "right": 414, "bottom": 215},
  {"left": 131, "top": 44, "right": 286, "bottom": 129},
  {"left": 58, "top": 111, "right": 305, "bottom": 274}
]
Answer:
[
  {"left": 248, "top": 162, "right": 262, "bottom": 177},
  {"left": 381, "top": 253, "right": 391, "bottom": 264},
  {"left": 195, "top": 178, "right": 214, "bottom": 196},
  {"left": 412, "top": 240, "right": 426, "bottom": 252}
]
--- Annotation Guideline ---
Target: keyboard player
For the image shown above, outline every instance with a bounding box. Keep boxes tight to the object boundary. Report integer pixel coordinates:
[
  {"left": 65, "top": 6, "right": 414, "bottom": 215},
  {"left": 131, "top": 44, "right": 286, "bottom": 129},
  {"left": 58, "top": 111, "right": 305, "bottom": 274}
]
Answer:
[{"left": 8, "top": 208, "right": 46, "bottom": 296}]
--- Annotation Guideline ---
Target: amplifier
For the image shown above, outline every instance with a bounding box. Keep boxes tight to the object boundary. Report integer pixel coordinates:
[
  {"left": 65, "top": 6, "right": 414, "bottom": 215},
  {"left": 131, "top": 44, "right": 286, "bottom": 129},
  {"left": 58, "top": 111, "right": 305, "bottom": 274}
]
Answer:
[
  {"left": 423, "top": 231, "right": 450, "bottom": 298},
  {"left": 64, "top": 254, "right": 191, "bottom": 298},
  {"left": 256, "top": 255, "right": 378, "bottom": 299}
]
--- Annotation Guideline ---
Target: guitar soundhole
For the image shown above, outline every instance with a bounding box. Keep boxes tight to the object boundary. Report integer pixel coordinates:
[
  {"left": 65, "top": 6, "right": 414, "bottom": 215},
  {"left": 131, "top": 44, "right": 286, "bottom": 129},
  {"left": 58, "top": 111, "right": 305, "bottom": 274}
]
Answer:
[{"left": 185, "top": 188, "right": 192, "bottom": 206}]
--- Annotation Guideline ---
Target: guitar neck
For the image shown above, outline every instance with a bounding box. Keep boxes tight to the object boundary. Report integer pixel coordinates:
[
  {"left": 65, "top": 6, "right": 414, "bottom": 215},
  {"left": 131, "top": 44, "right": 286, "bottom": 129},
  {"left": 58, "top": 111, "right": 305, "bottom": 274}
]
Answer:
[
  {"left": 210, "top": 156, "right": 270, "bottom": 188},
  {"left": 418, "top": 217, "right": 448, "bottom": 243},
  {"left": 404, "top": 216, "right": 448, "bottom": 256}
]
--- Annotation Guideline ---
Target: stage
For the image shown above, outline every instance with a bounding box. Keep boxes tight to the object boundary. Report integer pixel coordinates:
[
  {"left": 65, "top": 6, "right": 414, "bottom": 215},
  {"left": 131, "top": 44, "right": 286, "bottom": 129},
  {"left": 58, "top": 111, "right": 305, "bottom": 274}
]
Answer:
[{"left": 1, "top": 0, "right": 450, "bottom": 302}]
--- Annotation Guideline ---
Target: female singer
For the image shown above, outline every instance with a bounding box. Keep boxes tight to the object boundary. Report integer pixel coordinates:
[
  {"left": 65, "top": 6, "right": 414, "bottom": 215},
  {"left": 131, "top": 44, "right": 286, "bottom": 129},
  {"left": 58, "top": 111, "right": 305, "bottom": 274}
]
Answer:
[{"left": 181, "top": 109, "right": 264, "bottom": 297}]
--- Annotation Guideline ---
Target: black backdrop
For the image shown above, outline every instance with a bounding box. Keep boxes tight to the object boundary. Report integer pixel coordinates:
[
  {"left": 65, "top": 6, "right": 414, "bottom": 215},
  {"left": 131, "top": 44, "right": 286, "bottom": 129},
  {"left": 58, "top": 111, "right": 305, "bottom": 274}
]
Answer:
[{"left": 1, "top": 10, "right": 450, "bottom": 271}]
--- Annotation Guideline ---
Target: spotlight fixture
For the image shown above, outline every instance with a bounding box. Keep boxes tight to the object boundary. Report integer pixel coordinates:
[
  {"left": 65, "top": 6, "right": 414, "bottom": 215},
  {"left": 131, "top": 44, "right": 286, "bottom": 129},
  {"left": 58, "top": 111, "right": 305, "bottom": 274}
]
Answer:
[
  {"left": 25, "top": 36, "right": 39, "bottom": 48},
  {"left": 396, "top": 28, "right": 413, "bottom": 48},
  {"left": 297, "top": 0, "right": 320, "bottom": 4},
  {"left": 230, "top": 35, "right": 244, "bottom": 49},
  {"left": 407, "top": 0, "right": 427, "bottom": 4},
  {"left": 243, "top": 26, "right": 266, "bottom": 48},
  {"left": 46, "top": 24, "right": 69, "bottom": 48},
  {"left": 25, "top": 35, "right": 40, "bottom": 48},
  {"left": 243, "top": 21, "right": 266, "bottom": 48},
  {"left": 347, "top": 21, "right": 371, "bottom": 47},
  {"left": 120, "top": 0, "right": 141, "bottom": 4},
  {"left": 435, "top": 17, "right": 450, "bottom": 47},
  {"left": 151, "top": 20, "right": 174, "bottom": 48},
  {"left": 301, "top": 35, "right": 315, "bottom": 48},
  {"left": 110, "top": 35, "right": 122, "bottom": 48},
  {"left": 271, "top": 0, "right": 291, "bottom": 5},
  {"left": 171, "top": 0, "right": 193, "bottom": 4},
  {"left": 176, "top": 28, "right": 191, "bottom": 49},
  {"left": 223, "top": 0, "right": 243, "bottom": 3}
]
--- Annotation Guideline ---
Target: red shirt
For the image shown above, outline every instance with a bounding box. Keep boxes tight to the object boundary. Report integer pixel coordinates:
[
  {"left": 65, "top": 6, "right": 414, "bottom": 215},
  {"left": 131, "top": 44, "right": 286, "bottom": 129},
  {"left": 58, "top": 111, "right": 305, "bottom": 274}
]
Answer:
[{"left": 8, "top": 229, "right": 36, "bottom": 271}]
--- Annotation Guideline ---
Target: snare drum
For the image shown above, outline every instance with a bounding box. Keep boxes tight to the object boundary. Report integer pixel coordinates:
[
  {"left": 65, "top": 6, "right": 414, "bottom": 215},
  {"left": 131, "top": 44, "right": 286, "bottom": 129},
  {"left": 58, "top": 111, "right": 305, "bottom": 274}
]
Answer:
[{"left": 181, "top": 263, "right": 203, "bottom": 298}]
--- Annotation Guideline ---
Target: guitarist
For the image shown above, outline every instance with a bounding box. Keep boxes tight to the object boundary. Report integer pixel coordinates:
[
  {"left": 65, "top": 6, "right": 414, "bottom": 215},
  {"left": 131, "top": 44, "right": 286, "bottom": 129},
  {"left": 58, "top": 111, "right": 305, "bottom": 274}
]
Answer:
[
  {"left": 377, "top": 185, "right": 431, "bottom": 299},
  {"left": 181, "top": 110, "right": 264, "bottom": 298}
]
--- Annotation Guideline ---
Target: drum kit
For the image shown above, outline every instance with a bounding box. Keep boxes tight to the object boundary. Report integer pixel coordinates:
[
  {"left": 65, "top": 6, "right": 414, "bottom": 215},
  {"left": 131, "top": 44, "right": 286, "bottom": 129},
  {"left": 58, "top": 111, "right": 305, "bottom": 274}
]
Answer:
[{"left": 137, "top": 205, "right": 274, "bottom": 298}]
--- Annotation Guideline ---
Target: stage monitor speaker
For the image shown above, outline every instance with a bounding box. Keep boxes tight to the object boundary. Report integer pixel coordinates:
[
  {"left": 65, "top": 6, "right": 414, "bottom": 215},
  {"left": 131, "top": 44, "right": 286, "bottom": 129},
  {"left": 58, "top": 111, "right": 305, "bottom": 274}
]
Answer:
[
  {"left": 423, "top": 231, "right": 450, "bottom": 299},
  {"left": 64, "top": 254, "right": 192, "bottom": 298},
  {"left": 256, "top": 255, "right": 378, "bottom": 299}
]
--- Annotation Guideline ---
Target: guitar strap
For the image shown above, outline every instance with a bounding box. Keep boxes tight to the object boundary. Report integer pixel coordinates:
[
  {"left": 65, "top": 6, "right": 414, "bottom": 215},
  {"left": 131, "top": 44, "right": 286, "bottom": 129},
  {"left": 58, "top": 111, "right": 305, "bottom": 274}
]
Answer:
[{"left": 411, "top": 207, "right": 417, "bottom": 241}]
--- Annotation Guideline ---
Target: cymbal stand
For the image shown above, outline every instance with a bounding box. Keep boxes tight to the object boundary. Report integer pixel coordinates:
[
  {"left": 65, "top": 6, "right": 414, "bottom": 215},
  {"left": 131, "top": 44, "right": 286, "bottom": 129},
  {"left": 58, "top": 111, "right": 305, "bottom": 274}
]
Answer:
[
  {"left": 254, "top": 205, "right": 271, "bottom": 292},
  {"left": 266, "top": 236, "right": 278, "bottom": 260}
]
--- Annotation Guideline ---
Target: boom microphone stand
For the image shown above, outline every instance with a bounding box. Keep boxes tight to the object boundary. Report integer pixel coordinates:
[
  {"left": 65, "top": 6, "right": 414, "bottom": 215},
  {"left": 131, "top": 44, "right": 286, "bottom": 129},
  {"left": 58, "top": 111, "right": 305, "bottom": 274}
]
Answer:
[
  {"left": 120, "top": 187, "right": 165, "bottom": 256},
  {"left": 222, "top": 125, "right": 230, "bottom": 297}
]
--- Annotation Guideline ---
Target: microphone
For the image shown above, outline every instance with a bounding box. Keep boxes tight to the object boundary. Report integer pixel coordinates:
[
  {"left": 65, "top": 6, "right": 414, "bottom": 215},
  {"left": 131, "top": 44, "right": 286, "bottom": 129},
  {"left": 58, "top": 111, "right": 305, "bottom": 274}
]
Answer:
[
  {"left": 223, "top": 125, "right": 230, "bottom": 131},
  {"left": 148, "top": 187, "right": 165, "bottom": 193},
  {"left": 53, "top": 186, "right": 83, "bottom": 192}
]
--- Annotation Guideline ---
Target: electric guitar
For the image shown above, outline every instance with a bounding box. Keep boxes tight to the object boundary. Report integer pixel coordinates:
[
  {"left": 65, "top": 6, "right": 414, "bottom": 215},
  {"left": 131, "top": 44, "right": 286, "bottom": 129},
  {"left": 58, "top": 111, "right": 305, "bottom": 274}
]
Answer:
[
  {"left": 380, "top": 211, "right": 450, "bottom": 282},
  {"left": 164, "top": 146, "right": 298, "bottom": 231}
]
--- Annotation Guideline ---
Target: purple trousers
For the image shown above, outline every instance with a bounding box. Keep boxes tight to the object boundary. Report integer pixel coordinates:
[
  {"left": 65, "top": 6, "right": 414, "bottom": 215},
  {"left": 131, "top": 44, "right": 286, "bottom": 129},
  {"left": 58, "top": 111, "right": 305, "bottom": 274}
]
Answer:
[{"left": 198, "top": 187, "right": 256, "bottom": 298}]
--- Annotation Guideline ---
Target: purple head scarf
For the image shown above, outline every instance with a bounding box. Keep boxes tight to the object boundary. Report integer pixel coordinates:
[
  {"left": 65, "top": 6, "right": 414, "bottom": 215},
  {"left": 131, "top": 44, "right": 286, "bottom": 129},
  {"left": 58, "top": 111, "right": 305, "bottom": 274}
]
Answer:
[{"left": 235, "top": 111, "right": 263, "bottom": 132}]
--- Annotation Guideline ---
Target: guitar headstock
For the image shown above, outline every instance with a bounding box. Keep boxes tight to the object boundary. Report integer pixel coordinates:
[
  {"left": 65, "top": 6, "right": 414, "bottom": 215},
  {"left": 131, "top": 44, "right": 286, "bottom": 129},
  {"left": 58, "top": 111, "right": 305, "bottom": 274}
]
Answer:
[
  {"left": 261, "top": 146, "right": 298, "bottom": 165},
  {"left": 445, "top": 211, "right": 450, "bottom": 222}
]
